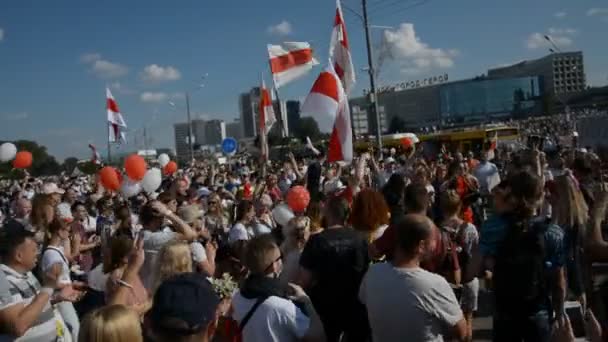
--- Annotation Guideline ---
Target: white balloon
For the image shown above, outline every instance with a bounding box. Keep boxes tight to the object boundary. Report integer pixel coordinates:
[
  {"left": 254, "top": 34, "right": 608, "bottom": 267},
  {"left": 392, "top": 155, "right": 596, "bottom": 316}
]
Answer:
[
  {"left": 157, "top": 154, "right": 170, "bottom": 168},
  {"left": 121, "top": 177, "right": 142, "bottom": 198},
  {"left": 142, "top": 168, "right": 162, "bottom": 193},
  {"left": 0, "top": 143, "right": 17, "bottom": 162},
  {"left": 272, "top": 203, "right": 294, "bottom": 227}
]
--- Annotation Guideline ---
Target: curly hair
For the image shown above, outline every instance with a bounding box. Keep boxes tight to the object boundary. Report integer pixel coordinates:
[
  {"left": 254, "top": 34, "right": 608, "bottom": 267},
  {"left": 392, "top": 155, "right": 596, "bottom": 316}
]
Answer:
[{"left": 351, "top": 189, "right": 389, "bottom": 234}]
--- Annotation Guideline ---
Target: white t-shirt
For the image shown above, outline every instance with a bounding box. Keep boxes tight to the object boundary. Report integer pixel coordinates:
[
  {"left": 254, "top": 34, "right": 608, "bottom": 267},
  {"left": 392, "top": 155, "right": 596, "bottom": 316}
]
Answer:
[
  {"left": 228, "top": 223, "right": 252, "bottom": 245},
  {"left": 231, "top": 292, "right": 310, "bottom": 342},
  {"left": 190, "top": 242, "right": 208, "bottom": 263},
  {"left": 41, "top": 246, "right": 71, "bottom": 285},
  {"left": 473, "top": 162, "right": 500, "bottom": 194},
  {"left": 141, "top": 229, "right": 177, "bottom": 291},
  {"left": 359, "top": 263, "right": 463, "bottom": 342}
]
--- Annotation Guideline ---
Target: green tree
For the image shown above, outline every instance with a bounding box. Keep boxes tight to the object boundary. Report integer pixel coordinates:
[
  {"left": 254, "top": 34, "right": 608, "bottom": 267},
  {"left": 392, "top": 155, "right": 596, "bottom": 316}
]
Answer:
[
  {"left": 0, "top": 140, "right": 61, "bottom": 177},
  {"left": 63, "top": 157, "right": 79, "bottom": 174},
  {"left": 78, "top": 161, "right": 101, "bottom": 175},
  {"left": 295, "top": 117, "right": 322, "bottom": 141}
]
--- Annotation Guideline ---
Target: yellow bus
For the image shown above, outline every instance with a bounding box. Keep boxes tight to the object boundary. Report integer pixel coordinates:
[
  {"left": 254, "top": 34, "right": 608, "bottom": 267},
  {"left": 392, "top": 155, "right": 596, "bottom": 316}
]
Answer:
[{"left": 354, "top": 126, "right": 520, "bottom": 155}]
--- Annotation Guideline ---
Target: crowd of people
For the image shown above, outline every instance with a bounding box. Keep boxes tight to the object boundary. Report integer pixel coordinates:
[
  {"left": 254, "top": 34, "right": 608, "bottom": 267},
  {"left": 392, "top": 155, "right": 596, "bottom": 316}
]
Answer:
[{"left": 1, "top": 120, "right": 608, "bottom": 341}]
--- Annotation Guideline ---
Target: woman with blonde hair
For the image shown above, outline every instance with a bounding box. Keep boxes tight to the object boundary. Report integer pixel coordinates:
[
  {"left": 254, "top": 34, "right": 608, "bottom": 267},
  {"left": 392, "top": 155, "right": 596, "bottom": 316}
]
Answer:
[
  {"left": 548, "top": 173, "right": 589, "bottom": 309},
  {"left": 79, "top": 305, "right": 142, "bottom": 342},
  {"left": 152, "top": 240, "right": 193, "bottom": 292},
  {"left": 280, "top": 216, "right": 312, "bottom": 284},
  {"left": 30, "top": 193, "right": 55, "bottom": 244}
]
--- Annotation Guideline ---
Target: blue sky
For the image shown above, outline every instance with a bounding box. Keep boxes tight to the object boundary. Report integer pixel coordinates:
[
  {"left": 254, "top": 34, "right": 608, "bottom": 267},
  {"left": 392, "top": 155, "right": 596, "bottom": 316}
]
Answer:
[{"left": 1, "top": 0, "right": 607, "bottom": 160}]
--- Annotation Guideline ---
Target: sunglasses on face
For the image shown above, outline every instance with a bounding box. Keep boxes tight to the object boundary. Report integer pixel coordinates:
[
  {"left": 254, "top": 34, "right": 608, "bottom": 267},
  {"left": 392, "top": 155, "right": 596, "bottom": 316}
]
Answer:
[{"left": 264, "top": 252, "right": 283, "bottom": 274}]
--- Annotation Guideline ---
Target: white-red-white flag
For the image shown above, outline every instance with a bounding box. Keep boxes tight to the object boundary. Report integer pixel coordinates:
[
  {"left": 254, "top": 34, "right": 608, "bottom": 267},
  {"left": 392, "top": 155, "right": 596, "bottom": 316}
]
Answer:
[
  {"left": 106, "top": 88, "right": 127, "bottom": 143},
  {"left": 259, "top": 79, "right": 276, "bottom": 135},
  {"left": 259, "top": 79, "right": 276, "bottom": 160},
  {"left": 88, "top": 144, "right": 101, "bottom": 164},
  {"left": 329, "top": 0, "right": 355, "bottom": 94},
  {"left": 268, "top": 42, "right": 319, "bottom": 88},
  {"left": 301, "top": 64, "right": 353, "bottom": 162}
]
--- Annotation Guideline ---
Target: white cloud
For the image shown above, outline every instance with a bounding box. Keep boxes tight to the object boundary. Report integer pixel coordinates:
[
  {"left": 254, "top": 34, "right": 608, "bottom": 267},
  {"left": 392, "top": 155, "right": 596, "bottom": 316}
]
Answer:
[
  {"left": 587, "top": 8, "right": 608, "bottom": 16},
  {"left": 548, "top": 27, "right": 578, "bottom": 35},
  {"left": 2, "top": 112, "right": 28, "bottom": 121},
  {"left": 80, "top": 52, "right": 101, "bottom": 63},
  {"left": 140, "top": 64, "right": 181, "bottom": 83},
  {"left": 109, "top": 82, "right": 135, "bottom": 95},
  {"left": 80, "top": 52, "right": 128, "bottom": 79},
  {"left": 526, "top": 28, "right": 576, "bottom": 50},
  {"left": 379, "top": 23, "right": 458, "bottom": 74},
  {"left": 0, "top": 28, "right": 4, "bottom": 42},
  {"left": 554, "top": 11, "right": 567, "bottom": 19},
  {"left": 267, "top": 20, "right": 292, "bottom": 36},
  {"left": 140, "top": 92, "right": 168, "bottom": 103}
]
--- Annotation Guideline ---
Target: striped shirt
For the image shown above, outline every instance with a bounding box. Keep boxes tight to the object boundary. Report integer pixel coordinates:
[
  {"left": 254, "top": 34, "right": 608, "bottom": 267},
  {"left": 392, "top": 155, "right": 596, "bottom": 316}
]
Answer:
[{"left": 0, "top": 264, "right": 59, "bottom": 342}]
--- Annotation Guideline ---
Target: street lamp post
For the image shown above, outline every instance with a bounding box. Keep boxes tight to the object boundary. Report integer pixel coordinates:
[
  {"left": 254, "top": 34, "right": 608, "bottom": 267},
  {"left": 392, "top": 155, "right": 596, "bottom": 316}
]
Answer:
[{"left": 185, "top": 92, "right": 194, "bottom": 162}]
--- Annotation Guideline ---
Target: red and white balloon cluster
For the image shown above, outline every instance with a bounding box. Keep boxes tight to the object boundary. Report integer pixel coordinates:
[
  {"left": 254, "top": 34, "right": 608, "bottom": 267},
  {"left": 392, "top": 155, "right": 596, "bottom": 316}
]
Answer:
[
  {"left": 0, "top": 142, "right": 33, "bottom": 169},
  {"left": 98, "top": 153, "right": 178, "bottom": 197}
]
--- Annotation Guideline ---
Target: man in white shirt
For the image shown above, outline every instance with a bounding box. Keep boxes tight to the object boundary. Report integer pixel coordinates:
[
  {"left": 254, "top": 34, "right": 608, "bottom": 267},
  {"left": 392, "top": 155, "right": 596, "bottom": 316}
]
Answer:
[
  {"left": 473, "top": 151, "right": 500, "bottom": 196},
  {"left": 360, "top": 214, "right": 467, "bottom": 342},
  {"left": 138, "top": 201, "right": 198, "bottom": 291},
  {"left": 0, "top": 227, "right": 73, "bottom": 341},
  {"left": 231, "top": 235, "right": 325, "bottom": 342}
]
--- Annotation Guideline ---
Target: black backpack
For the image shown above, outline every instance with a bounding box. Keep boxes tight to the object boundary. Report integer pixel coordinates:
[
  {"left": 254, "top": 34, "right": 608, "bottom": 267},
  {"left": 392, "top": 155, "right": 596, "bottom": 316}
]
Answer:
[
  {"left": 437, "top": 222, "right": 470, "bottom": 284},
  {"left": 493, "top": 219, "right": 550, "bottom": 314}
]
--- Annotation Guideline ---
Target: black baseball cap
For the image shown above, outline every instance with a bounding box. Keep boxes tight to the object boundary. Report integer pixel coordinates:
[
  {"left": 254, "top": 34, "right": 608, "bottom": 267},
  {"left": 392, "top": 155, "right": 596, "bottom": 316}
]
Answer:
[{"left": 149, "top": 273, "right": 220, "bottom": 336}]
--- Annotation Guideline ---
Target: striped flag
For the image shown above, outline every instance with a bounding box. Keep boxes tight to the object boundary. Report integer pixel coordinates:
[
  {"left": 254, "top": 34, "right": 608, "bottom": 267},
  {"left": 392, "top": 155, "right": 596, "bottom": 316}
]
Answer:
[
  {"left": 329, "top": 0, "right": 355, "bottom": 94},
  {"left": 301, "top": 64, "right": 353, "bottom": 162},
  {"left": 268, "top": 42, "right": 319, "bottom": 88},
  {"left": 88, "top": 144, "right": 101, "bottom": 164},
  {"left": 106, "top": 88, "right": 127, "bottom": 143},
  {"left": 259, "top": 79, "right": 276, "bottom": 160}
]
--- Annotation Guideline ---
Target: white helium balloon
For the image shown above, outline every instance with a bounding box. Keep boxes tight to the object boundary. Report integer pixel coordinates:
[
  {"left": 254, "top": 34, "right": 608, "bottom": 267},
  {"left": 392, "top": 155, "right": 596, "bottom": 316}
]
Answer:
[
  {"left": 0, "top": 143, "right": 17, "bottom": 162},
  {"left": 121, "top": 177, "right": 142, "bottom": 198},
  {"left": 157, "top": 154, "right": 170, "bottom": 167},
  {"left": 142, "top": 168, "right": 162, "bottom": 193},
  {"left": 272, "top": 203, "right": 294, "bottom": 227}
]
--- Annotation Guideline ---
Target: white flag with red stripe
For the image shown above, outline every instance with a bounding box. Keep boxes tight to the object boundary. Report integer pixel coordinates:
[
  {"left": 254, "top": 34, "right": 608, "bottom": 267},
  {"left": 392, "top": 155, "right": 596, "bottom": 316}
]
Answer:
[
  {"left": 259, "top": 79, "right": 276, "bottom": 160},
  {"left": 329, "top": 0, "right": 355, "bottom": 94},
  {"left": 301, "top": 64, "right": 352, "bottom": 162},
  {"left": 106, "top": 88, "right": 127, "bottom": 143},
  {"left": 268, "top": 42, "right": 319, "bottom": 88}
]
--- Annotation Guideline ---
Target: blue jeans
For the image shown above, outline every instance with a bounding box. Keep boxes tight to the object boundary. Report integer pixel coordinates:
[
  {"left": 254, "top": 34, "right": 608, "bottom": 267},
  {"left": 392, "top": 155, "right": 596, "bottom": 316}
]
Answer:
[{"left": 493, "top": 310, "right": 551, "bottom": 342}]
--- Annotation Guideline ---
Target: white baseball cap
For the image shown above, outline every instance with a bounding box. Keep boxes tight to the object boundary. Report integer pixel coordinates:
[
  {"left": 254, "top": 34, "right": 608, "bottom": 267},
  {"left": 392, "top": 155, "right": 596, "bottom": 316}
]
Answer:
[{"left": 42, "top": 182, "right": 65, "bottom": 195}]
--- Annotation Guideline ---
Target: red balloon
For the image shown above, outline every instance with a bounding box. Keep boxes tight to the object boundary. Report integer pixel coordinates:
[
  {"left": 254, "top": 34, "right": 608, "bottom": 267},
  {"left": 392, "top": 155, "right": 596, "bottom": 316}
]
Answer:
[
  {"left": 124, "top": 154, "right": 147, "bottom": 181},
  {"left": 286, "top": 186, "right": 310, "bottom": 212},
  {"left": 99, "top": 166, "right": 121, "bottom": 191},
  {"left": 163, "top": 161, "right": 178, "bottom": 175},
  {"left": 401, "top": 137, "right": 413, "bottom": 148},
  {"left": 12, "top": 151, "right": 32, "bottom": 169}
]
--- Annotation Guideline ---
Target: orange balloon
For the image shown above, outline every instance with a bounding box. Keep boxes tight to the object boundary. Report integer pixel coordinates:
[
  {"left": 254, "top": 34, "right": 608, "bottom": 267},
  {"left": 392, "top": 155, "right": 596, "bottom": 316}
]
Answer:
[
  {"left": 286, "top": 186, "right": 310, "bottom": 212},
  {"left": 12, "top": 151, "right": 33, "bottom": 169},
  {"left": 124, "top": 154, "right": 147, "bottom": 181},
  {"left": 163, "top": 161, "right": 178, "bottom": 175},
  {"left": 99, "top": 166, "right": 121, "bottom": 191}
]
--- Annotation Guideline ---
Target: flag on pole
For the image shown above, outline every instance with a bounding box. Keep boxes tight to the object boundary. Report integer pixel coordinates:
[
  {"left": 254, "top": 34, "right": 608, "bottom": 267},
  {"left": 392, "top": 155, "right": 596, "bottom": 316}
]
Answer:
[
  {"left": 106, "top": 88, "right": 127, "bottom": 143},
  {"left": 259, "top": 79, "right": 276, "bottom": 160},
  {"left": 301, "top": 64, "right": 353, "bottom": 162},
  {"left": 329, "top": 0, "right": 355, "bottom": 94},
  {"left": 268, "top": 42, "right": 319, "bottom": 88},
  {"left": 88, "top": 144, "right": 101, "bottom": 164}
]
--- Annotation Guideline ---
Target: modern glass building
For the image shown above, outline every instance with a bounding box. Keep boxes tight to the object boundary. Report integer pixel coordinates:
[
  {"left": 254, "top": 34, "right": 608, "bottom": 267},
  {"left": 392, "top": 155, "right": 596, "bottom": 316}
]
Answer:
[{"left": 439, "top": 76, "right": 543, "bottom": 123}]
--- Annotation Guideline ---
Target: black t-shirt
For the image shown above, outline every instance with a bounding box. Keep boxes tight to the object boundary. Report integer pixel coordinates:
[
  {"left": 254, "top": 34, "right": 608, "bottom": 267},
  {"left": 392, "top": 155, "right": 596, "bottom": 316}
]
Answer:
[
  {"left": 306, "top": 161, "right": 322, "bottom": 198},
  {"left": 299, "top": 227, "right": 369, "bottom": 313}
]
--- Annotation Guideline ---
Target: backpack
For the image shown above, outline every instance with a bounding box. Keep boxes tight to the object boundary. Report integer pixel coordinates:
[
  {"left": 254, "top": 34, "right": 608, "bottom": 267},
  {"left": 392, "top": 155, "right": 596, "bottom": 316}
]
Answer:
[
  {"left": 493, "top": 220, "right": 549, "bottom": 314},
  {"left": 436, "top": 222, "right": 469, "bottom": 284}
]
